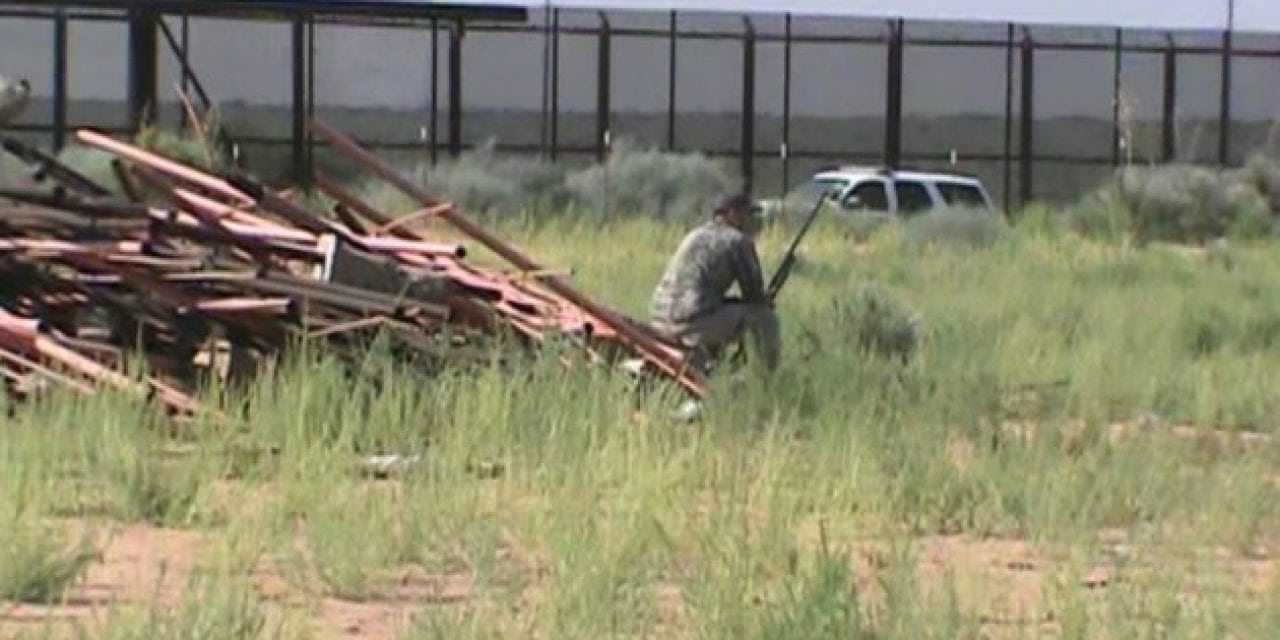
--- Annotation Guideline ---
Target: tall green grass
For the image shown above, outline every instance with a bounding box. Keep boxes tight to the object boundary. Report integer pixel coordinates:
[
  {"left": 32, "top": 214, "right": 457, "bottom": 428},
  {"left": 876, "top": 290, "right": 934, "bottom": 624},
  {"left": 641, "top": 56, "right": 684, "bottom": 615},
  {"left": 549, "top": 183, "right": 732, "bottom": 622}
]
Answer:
[{"left": 3, "top": 189, "right": 1280, "bottom": 635}]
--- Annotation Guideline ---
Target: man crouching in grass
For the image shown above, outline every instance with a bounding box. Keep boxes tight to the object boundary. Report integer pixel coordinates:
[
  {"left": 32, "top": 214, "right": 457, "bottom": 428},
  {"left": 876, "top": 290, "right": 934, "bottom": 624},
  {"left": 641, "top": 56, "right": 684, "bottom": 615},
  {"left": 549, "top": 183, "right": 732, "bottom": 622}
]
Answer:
[{"left": 649, "top": 193, "right": 780, "bottom": 377}]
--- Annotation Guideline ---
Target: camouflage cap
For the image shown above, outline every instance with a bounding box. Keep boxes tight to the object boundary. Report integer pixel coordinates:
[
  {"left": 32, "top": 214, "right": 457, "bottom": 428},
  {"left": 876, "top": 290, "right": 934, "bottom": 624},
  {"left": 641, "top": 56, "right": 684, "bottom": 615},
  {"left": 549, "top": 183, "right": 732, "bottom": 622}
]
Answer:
[{"left": 714, "top": 192, "right": 759, "bottom": 216}]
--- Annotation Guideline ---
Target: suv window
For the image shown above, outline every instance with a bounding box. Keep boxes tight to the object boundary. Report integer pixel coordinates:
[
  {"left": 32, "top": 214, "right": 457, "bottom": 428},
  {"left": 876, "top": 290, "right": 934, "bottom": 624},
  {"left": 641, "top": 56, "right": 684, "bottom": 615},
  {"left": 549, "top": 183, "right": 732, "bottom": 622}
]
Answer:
[
  {"left": 936, "top": 182, "right": 988, "bottom": 209},
  {"left": 841, "top": 180, "right": 889, "bottom": 212},
  {"left": 894, "top": 180, "right": 933, "bottom": 215}
]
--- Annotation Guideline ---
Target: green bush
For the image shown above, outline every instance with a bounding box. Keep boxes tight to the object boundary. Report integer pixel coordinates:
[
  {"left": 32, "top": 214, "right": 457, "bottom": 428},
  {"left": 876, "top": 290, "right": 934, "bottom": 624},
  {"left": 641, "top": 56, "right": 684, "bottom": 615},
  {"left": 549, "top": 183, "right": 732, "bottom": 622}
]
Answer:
[
  {"left": 1078, "top": 156, "right": 1280, "bottom": 244},
  {"left": 399, "top": 137, "right": 738, "bottom": 221},
  {"left": 902, "top": 206, "right": 1006, "bottom": 249},
  {"left": 564, "top": 138, "right": 739, "bottom": 221},
  {"left": 822, "top": 286, "right": 922, "bottom": 364},
  {"left": 413, "top": 139, "right": 570, "bottom": 217}
]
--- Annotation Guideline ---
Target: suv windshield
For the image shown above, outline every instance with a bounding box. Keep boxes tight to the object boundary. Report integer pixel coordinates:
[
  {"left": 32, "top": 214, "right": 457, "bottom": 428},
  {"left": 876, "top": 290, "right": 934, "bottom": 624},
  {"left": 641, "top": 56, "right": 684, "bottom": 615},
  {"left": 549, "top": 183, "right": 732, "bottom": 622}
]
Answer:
[
  {"left": 796, "top": 178, "right": 849, "bottom": 201},
  {"left": 936, "top": 182, "right": 988, "bottom": 209}
]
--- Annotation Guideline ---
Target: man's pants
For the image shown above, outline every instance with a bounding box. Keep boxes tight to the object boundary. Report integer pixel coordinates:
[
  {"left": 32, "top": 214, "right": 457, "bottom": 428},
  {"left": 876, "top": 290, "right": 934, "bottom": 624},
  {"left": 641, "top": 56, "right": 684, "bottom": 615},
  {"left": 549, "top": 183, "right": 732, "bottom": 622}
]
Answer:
[{"left": 653, "top": 303, "right": 780, "bottom": 373}]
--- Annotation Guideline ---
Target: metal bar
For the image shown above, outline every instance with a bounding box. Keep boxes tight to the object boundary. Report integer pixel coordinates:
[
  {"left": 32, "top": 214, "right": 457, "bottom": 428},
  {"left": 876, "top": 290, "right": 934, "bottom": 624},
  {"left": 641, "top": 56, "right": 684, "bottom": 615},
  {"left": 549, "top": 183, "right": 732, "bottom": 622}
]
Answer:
[
  {"left": 126, "top": 6, "right": 160, "bottom": 132},
  {"left": 180, "top": 14, "right": 191, "bottom": 107},
  {"left": 1162, "top": 34, "right": 1178, "bottom": 162},
  {"left": 550, "top": 8, "right": 560, "bottom": 161},
  {"left": 667, "top": 9, "right": 677, "bottom": 151},
  {"left": 291, "top": 14, "right": 307, "bottom": 187},
  {"left": 75, "top": 129, "right": 251, "bottom": 202},
  {"left": 1111, "top": 28, "right": 1122, "bottom": 167},
  {"left": 52, "top": 7, "right": 68, "bottom": 151},
  {"left": 596, "top": 12, "right": 611, "bottom": 162},
  {"left": 781, "top": 13, "right": 792, "bottom": 193},
  {"left": 1, "top": 137, "right": 112, "bottom": 197},
  {"left": 1002, "top": 22, "right": 1014, "bottom": 210},
  {"left": 306, "top": 15, "right": 316, "bottom": 185},
  {"left": 448, "top": 19, "right": 463, "bottom": 158},
  {"left": 157, "top": 16, "right": 213, "bottom": 112},
  {"left": 430, "top": 18, "right": 439, "bottom": 165},
  {"left": 539, "top": 3, "right": 550, "bottom": 156},
  {"left": 884, "top": 19, "right": 904, "bottom": 169},
  {"left": 1219, "top": 27, "right": 1233, "bottom": 165},
  {"left": 0, "top": 346, "right": 96, "bottom": 395},
  {"left": 1020, "top": 29, "right": 1034, "bottom": 207},
  {"left": 741, "top": 16, "right": 755, "bottom": 193},
  {"left": 463, "top": 20, "right": 1280, "bottom": 59}
]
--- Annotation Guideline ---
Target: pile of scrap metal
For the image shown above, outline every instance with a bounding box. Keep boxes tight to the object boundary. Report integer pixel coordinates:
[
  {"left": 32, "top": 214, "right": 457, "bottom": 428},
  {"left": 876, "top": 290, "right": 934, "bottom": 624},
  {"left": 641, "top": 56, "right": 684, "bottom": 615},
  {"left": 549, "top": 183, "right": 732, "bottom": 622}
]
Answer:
[{"left": 0, "top": 120, "right": 704, "bottom": 418}]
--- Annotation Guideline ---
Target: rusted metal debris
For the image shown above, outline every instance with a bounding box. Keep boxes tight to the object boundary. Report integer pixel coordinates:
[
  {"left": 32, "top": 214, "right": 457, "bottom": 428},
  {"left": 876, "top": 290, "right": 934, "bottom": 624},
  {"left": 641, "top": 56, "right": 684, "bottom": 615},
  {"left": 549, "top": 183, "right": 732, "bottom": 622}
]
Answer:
[{"left": 0, "top": 122, "right": 704, "bottom": 418}]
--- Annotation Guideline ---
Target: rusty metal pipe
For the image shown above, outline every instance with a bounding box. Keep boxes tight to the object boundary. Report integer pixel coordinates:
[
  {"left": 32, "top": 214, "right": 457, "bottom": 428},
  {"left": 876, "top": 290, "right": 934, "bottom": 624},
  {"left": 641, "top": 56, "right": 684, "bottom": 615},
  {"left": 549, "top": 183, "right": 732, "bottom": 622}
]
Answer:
[{"left": 308, "top": 119, "right": 705, "bottom": 396}]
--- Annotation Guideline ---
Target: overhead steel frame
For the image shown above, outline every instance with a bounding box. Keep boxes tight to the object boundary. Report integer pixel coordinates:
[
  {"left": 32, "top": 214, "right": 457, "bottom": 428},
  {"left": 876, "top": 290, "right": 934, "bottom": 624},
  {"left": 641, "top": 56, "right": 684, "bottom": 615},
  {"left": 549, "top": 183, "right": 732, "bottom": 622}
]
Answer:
[{"left": 3, "top": 3, "right": 1278, "bottom": 206}]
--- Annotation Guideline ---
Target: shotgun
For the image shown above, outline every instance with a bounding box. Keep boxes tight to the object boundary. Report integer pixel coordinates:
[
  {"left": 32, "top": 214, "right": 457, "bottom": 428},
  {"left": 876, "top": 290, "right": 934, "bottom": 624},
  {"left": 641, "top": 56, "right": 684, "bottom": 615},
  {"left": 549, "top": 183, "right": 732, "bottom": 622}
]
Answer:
[{"left": 765, "top": 194, "right": 828, "bottom": 302}]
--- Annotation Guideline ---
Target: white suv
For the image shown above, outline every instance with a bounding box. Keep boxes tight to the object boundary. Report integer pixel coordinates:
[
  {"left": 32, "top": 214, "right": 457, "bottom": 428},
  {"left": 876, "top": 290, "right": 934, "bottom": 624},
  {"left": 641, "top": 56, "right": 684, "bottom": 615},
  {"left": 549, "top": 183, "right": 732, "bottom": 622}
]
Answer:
[{"left": 779, "top": 166, "right": 996, "bottom": 221}]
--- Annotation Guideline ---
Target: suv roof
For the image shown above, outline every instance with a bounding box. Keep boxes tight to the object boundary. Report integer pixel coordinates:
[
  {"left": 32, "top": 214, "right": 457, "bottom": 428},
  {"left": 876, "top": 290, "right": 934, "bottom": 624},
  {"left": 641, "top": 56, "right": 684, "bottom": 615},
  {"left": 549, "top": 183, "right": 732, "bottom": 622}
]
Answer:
[{"left": 811, "top": 165, "right": 983, "bottom": 186}]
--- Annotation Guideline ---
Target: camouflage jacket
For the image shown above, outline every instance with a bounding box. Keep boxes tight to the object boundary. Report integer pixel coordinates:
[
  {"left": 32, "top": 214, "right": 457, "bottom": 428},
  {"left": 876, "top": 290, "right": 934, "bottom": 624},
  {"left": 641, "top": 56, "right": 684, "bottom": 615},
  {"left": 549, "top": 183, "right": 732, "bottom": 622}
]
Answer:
[{"left": 650, "top": 220, "right": 767, "bottom": 326}]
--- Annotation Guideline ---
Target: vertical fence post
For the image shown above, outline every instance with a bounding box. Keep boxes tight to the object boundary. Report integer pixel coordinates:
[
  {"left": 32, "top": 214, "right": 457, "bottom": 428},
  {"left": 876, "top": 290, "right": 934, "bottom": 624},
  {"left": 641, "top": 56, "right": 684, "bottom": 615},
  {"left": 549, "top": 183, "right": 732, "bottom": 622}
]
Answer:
[
  {"left": 290, "top": 13, "right": 307, "bottom": 187},
  {"left": 1002, "top": 22, "right": 1014, "bottom": 210},
  {"left": 741, "top": 16, "right": 755, "bottom": 193},
  {"left": 1019, "top": 28, "right": 1034, "bottom": 207},
  {"left": 781, "top": 12, "right": 792, "bottom": 194},
  {"left": 181, "top": 15, "right": 191, "bottom": 101},
  {"left": 448, "top": 19, "right": 463, "bottom": 158},
  {"left": 127, "top": 6, "right": 159, "bottom": 133},
  {"left": 1218, "top": 25, "right": 1233, "bottom": 165},
  {"left": 883, "top": 19, "right": 904, "bottom": 169},
  {"left": 306, "top": 14, "right": 315, "bottom": 187},
  {"left": 596, "top": 12, "right": 612, "bottom": 162},
  {"left": 430, "top": 18, "right": 438, "bottom": 165},
  {"left": 667, "top": 9, "right": 677, "bottom": 151},
  {"left": 550, "top": 9, "right": 560, "bottom": 161},
  {"left": 52, "top": 7, "right": 68, "bottom": 151},
  {"left": 1111, "top": 28, "right": 1123, "bottom": 167},
  {"left": 539, "top": 4, "right": 550, "bottom": 156},
  {"left": 1162, "top": 34, "right": 1177, "bottom": 162}
]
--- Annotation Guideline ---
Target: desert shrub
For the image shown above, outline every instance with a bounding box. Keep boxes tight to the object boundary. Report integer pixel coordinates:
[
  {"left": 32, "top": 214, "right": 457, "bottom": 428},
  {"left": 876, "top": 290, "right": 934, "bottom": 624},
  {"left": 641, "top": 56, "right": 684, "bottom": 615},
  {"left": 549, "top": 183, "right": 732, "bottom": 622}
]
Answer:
[
  {"left": 396, "top": 137, "right": 736, "bottom": 221},
  {"left": 413, "top": 138, "right": 570, "bottom": 217},
  {"left": 821, "top": 286, "right": 921, "bottom": 364},
  {"left": 902, "top": 206, "right": 1006, "bottom": 249},
  {"left": 133, "top": 110, "right": 230, "bottom": 173},
  {"left": 563, "top": 138, "right": 739, "bottom": 221},
  {"left": 1077, "top": 157, "right": 1280, "bottom": 244},
  {"left": 55, "top": 145, "right": 124, "bottom": 192}
]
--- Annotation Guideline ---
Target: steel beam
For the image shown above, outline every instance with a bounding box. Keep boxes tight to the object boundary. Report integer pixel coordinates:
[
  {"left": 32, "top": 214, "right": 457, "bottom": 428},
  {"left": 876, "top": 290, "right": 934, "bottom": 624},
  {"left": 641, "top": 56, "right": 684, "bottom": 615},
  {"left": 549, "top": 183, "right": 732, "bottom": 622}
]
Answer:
[
  {"left": 1219, "top": 27, "right": 1233, "bottom": 165},
  {"left": 596, "top": 12, "right": 612, "bottom": 162},
  {"left": 741, "top": 17, "right": 755, "bottom": 193},
  {"left": 667, "top": 9, "right": 677, "bottom": 151},
  {"left": 1019, "top": 29, "right": 1034, "bottom": 206},
  {"left": 1162, "top": 35, "right": 1178, "bottom": 162},
  {"left": 1002, "top": 22, "right": 1014, "bottom": 210},
  {"left": 781, "top": 13, "right": 792, "bottom": 193},
  {"left": 884, "top": 19, "right": 904, "bottom": 169},
  {"left": 448, "top": 19, "right": 463, "bottom": 157},
  {"left": 550, "top": 9, "right": 560, "bottom": 160},
  {"left": 430, "top": 18, "right": 439, "bottom": 165},
  {"left": 1111, "top": 28, "right": 1122, "bottom": 167},
  {"left": 291, "top": 14, "right": 307, "bottom": 187},
  {"left": 52, "top": 8, "right": 68, "bottom": 151},
  {"left": 127, "top": 6, "right": 160, "bottom": 132}
]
